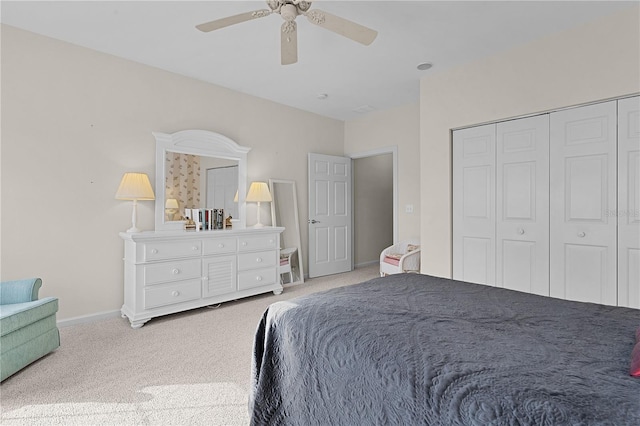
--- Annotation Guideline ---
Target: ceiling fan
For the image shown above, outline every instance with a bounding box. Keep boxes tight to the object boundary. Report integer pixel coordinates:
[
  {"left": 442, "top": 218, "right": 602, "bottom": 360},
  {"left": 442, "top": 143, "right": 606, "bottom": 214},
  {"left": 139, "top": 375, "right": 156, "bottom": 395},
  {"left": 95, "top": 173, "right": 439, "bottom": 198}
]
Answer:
[{"left": 196, "top": 0, "right": 378, "bottom": 65}]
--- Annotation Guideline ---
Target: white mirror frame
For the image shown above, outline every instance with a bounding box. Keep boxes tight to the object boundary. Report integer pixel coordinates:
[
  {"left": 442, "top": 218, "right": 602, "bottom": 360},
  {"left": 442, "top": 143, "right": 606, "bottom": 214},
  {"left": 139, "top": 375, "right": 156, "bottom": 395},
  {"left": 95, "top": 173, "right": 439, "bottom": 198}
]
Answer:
[
  {"left": 269, "top": 178, "right": 305, "bottom": 284},
  {"left": 154, "top": 130, "right": 251, "bottom": 231}
]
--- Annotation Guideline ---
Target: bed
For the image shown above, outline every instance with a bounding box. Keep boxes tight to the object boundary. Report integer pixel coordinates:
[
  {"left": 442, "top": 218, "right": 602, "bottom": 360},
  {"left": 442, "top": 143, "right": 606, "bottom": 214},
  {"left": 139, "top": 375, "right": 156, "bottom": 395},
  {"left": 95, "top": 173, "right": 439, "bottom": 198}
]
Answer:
[{"left": 249, "top": 273, "right": 640, "bottom": 425}]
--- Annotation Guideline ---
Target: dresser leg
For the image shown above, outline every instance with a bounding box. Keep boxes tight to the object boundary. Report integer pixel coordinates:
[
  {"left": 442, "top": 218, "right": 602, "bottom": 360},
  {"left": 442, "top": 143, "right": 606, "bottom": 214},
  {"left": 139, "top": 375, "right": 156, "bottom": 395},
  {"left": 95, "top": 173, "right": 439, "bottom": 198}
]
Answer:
[
  {"left": 273, "top": 288, "right": 283, "bottom": 295},
  {"left": 129, "top": 319, "right": 149, "bottom": 329},
  {"left": 121, "top": 310, "right": 149, "bottom": 329}
]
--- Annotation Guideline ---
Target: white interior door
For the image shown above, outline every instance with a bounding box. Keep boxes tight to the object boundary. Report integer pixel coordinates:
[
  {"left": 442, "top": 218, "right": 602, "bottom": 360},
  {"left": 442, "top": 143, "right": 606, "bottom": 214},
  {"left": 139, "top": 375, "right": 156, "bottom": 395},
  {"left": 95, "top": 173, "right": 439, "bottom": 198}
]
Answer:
[
  {"left": 206, "top": 166, "right": 238, "bottom": 218},
  {"left": 453, "top": 124, "right": 496, "bottom": 285},
  {"left": 496, "top": 115, "right": 550, "bottom": 295},
  {"left": 550, "top": 100, "right": 617, "bottom": 305},
  {"left": 308, "top": 153, "right": 352, "bottom": 278},
  {"left": 618, "top": 96, "right": 640, "bottom": 308}
]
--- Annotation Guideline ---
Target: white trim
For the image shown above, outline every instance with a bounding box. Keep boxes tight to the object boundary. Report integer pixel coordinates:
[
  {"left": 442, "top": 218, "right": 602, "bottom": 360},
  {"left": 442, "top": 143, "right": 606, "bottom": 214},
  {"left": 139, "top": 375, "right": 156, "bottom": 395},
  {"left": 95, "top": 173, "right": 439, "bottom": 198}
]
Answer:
[
  {"left": 451, "top": 92, "right": 640, "bottom": 132},
  {"left": 348, "top": 146, "right": 398, "bottom": 243},
  {"left": 57, "top": 310, "right": 121, "bottom": 327},
  {"left": 355, "top": 260, "right": 379, "bottom": 269}
]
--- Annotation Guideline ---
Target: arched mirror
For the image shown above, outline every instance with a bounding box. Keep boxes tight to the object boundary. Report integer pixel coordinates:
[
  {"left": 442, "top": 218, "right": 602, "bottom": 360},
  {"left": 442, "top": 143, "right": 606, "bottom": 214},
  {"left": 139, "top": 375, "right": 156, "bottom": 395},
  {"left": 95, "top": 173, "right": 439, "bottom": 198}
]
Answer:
[
  {"left": 269, "top": 179, "right": 305, "bottom": 284},
  {"left": 154, "top": 130, "right": 251, "bottom": 231}
]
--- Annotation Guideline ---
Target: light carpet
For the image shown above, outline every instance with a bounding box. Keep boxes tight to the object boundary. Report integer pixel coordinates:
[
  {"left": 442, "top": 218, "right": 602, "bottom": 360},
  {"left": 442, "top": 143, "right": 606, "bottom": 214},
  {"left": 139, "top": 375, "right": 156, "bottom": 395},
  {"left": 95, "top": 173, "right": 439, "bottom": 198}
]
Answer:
[{"left": 0, "top": 265, "right": 379, "bottom": 425}]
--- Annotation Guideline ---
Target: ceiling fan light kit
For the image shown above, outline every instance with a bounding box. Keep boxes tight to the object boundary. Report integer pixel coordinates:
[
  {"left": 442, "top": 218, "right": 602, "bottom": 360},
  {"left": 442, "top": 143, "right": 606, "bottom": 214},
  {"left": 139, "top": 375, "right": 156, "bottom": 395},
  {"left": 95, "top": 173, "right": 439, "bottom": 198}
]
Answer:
[{"left": 196, "top": 0, "right": 378, "bottom": 65}]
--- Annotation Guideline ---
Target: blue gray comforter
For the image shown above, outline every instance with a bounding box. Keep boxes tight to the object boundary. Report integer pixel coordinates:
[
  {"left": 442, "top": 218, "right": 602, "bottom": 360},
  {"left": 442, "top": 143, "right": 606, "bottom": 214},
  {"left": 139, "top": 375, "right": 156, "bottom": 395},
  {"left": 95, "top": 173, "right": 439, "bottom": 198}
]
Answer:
[{"left": 250, "top": 274, "right": 640, "bottom": 425}]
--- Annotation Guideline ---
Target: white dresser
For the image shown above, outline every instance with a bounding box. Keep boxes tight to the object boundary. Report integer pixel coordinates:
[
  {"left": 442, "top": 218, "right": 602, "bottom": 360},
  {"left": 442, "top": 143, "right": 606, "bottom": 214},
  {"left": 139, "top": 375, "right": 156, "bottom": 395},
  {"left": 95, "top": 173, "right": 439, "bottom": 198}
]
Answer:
[{"left": 120, "top": 227, "right": 284, "bottom": 328}]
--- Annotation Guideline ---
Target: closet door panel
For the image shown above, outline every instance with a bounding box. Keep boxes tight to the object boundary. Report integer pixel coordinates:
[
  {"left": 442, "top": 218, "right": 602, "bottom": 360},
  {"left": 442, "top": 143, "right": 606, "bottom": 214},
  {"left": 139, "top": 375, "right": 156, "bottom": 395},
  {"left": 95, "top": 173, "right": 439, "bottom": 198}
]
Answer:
[
  {"left": 496, "top": 115, "right": 550, "bottom": 295},
  {"left": 618, "top": 96, "right": 640, "bottom": 308},
  {"left": 550, "top": 101, "right": 617, "bottom": 305},
  {"left": 453, "top": 124, "right": 496, "bottom": 285}
]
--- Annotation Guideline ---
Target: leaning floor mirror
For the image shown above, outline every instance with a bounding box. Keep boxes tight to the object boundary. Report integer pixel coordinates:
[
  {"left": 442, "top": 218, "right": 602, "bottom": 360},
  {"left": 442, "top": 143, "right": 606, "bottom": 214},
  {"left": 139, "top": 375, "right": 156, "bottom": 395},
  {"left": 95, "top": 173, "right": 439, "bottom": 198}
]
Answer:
[{"left": 269, "top": 179, "right": 305, "bottom": 285}]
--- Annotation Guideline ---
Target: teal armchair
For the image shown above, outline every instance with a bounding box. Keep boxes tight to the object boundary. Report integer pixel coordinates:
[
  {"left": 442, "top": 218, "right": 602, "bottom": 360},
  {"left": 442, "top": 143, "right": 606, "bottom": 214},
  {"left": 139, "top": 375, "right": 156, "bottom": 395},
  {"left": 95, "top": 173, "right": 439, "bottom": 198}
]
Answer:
[{"left": 0, "top": 278, "right": 60, "bottom": 381}]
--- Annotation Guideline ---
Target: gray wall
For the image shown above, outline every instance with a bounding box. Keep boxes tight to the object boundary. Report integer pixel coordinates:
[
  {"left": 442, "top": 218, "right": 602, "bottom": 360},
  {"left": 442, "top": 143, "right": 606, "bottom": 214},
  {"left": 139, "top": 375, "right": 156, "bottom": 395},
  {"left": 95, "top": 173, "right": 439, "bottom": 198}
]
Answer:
[{"left": 353, "top": 154, "right": 393, "bottom": 266}]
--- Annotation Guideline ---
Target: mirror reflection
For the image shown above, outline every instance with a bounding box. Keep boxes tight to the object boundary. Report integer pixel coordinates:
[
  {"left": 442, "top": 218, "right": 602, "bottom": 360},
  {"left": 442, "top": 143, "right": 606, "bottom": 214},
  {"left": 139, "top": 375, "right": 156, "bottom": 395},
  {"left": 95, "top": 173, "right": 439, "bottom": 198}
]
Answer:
[
  {"left": 164, "top": 152, "right": 239, "bottom": 221},
  {"left": 154, "top": 129, "right": 250, "bottom": 231},
  {"left": 270, "top": 179, "right": 305, "bottom": 284}
]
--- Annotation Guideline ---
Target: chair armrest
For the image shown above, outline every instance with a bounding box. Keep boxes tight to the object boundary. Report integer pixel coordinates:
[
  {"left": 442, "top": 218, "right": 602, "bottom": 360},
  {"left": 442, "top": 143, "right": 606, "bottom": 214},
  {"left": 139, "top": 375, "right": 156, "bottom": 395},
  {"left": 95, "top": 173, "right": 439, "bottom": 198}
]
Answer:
[
  {"left": 381, "top": 242, "right": 403, "bottom": 257},
  {"left": 399, "top": 249, "right": 421, "bottom": 272},
  {"left": 0, "top": 278, "right": 42, "bottom": 305}
]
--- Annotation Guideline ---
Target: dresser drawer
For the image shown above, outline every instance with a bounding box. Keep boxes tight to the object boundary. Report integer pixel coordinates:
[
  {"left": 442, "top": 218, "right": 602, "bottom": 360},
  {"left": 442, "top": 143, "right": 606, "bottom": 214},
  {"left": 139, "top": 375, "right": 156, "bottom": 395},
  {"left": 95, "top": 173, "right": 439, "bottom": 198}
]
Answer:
[
  {"left": 202, "top": 237, "right": 237, "bottom": 256},
  {"left": 238, "top": 250, "right": 277, "bottom": 271},
  {"left": 144, "top": 279, "right": 201, "bottom": 309},
  {"left": 238, "top": 267, "right": 277, "bottom": 291},
  {"left": 238, "top": 234, "right": 278, "bottom": 252},
  {"left": 143, "top": 259, "right": 201, "bottom": 285},
  {"left": 144, "top": 240, "right": 202, "bottom": 261}
]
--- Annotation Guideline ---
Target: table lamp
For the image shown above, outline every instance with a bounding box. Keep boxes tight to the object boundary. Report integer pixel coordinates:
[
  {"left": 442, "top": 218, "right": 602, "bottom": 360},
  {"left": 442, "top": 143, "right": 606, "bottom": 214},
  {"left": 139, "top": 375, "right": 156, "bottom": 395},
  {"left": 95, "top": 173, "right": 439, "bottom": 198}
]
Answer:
[
  {"left": 115, "top": 172, "right": 155, "bottom": 233},
  {"left": 165, "top": 198, "right": 179, "bottom": 221},
  {"left": 246, "top": 181, "right": 272, "bottom": 228}
]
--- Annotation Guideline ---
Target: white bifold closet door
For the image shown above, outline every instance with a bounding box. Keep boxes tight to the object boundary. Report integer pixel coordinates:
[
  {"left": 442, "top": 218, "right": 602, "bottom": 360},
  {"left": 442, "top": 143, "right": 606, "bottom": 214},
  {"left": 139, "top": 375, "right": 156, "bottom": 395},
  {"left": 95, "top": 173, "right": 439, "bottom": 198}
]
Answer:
[
  {"left": 452, "top": 124, "right": 496, "bottom": 285},
  {"left": 618, "top": 96, "right": 640, "bottom": 308},
  {"left": 496, "top": 115, "right": 550, "bottom": 295},
  {"left": 453, "top": 115, "right": 550, "bottom": 290},
  {"left": 549, "top": 101, "right": 617, "bottom": 305}
]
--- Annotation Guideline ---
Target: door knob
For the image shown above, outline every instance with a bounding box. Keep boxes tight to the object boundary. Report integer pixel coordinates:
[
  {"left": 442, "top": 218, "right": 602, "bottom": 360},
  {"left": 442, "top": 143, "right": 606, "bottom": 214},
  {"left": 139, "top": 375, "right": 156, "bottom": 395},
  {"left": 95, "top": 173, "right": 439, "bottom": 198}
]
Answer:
[{"left": 309, "top": 219, "right": 320, "bottom": 224}]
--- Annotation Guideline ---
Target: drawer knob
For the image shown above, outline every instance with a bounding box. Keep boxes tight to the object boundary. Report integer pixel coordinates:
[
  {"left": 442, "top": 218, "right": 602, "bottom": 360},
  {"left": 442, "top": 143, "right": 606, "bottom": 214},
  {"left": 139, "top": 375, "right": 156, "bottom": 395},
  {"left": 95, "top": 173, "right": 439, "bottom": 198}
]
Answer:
[
  {"left": 171, "top": 291, "right": 180, "bottom": 297},
  {"left": 242, "top": 241, "right": 248, "bottom": 246},
  {"left": 517, "top": 228, "right": 524, "bottom": 235},
  {"left": 269, "top": 239, "right": 274, "bottom": 244},
  {"left": 218, "top": 243, "right": 224, "bottom": 248},
  {"left": 172, "top": 268, "right": 180, "bottom": 275},
  {"left": 151, "top": 249, "right": 158, "bottom": 254},
  {"left": 192, "top": 246, "right": 199, "bottom": 251},
  {"left": 577, "top": 231, "right": 586, "bottom": 238},
  {"left": 256, "top": 257, "right": 262, "bottom": 263},
  {"left": 256, "top": 276, "right": 263, "bottom": 281}
]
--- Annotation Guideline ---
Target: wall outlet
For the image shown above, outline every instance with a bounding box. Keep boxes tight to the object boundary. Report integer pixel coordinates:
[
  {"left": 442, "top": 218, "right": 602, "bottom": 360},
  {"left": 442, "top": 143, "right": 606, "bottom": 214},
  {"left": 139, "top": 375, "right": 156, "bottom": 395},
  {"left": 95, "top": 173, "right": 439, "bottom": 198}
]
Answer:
[{"left": 405, "top": 204, "right": 414, "bottom": 214}]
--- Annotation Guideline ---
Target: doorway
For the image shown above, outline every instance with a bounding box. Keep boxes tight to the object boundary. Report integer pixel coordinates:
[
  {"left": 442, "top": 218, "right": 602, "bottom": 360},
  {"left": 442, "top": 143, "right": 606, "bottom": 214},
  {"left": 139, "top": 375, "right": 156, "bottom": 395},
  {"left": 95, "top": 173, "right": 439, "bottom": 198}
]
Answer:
[{"left": 351, "top": 148, "right": 396, "bottom": 268}]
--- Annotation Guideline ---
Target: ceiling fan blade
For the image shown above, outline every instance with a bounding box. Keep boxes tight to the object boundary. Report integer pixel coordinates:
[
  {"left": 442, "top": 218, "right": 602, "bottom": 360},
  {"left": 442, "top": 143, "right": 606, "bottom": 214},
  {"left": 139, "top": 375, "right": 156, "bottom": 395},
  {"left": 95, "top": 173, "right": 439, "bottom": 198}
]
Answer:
[
  {"left": 196, "top": 9, "right": 272, "bottom": 32},
  {"left": 281, "top": 21, "right": 298, "bottom": 65},
  {"left": 305, "top": 9, "right": 377, "bottom": 46}
]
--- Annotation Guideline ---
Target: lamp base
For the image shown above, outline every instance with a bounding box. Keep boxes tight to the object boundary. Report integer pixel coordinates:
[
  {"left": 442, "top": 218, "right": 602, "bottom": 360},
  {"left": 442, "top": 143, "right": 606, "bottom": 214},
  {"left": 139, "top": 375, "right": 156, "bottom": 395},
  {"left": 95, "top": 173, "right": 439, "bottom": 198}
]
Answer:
[
  {"left": 126, "top": 226, "right": 141, "bottom": 233},
  {"left": 253, "top": 223, "right": 266, "bottom": 228}
]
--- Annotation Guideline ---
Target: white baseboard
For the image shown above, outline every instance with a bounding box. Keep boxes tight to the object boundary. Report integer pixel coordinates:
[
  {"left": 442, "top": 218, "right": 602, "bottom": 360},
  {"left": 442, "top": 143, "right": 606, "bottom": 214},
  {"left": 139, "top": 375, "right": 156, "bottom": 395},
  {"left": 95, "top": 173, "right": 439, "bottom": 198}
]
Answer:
[
  {"left": 58, "top": 309, "right": 121, "bottom": 327},
  {"left": 355, "top": 260, "right": 379, "bottom": 269}
]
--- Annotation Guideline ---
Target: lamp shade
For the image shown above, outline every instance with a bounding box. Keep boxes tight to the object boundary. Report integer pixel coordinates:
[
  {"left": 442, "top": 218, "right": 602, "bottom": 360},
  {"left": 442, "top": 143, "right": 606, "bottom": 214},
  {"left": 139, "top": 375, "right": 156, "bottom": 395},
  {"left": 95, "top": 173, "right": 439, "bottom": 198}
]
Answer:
[
  {"left": 165, "top": 198, "right": 179, "bottom": 209},
  {"left": 246, "top": 182, "right": 272, "bottom": 203},
  {"left": 115, "top": 172, "right": 155, "bottom": 200}
]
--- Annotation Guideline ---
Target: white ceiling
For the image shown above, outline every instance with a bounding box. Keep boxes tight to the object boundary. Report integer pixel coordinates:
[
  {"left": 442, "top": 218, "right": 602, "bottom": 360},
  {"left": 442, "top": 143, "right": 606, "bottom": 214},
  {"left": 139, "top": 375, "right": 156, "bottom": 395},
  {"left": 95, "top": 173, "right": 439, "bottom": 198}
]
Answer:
[{"left": 1, "top": 1, "right": 632, "bottom": 121}]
